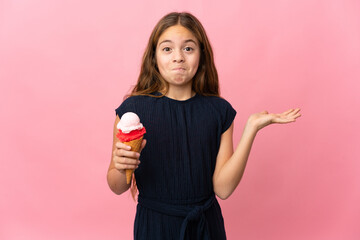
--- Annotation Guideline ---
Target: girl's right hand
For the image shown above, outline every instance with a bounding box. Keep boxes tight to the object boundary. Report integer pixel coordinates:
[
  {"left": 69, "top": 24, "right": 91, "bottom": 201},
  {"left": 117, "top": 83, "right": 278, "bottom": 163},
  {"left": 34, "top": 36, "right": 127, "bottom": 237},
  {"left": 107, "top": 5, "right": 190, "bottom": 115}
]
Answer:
[{"left": 112, "top": 139, "right": 147, "bottom": 173}]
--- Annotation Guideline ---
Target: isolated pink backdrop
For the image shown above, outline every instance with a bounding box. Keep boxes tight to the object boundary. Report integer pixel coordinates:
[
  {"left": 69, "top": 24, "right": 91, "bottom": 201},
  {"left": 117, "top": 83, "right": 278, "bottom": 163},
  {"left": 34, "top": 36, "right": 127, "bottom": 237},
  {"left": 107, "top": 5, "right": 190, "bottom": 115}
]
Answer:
[{"left": 1, "top": 0, "right": 359, "bottom": 239}]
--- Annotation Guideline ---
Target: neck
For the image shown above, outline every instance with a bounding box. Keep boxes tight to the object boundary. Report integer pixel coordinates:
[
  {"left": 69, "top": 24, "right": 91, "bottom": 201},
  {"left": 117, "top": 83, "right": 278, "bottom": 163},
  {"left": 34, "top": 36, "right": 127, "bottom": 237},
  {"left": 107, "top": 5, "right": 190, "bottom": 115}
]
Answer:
[{"left": 164, "top": 86, "right": 195, "bottom": 101}]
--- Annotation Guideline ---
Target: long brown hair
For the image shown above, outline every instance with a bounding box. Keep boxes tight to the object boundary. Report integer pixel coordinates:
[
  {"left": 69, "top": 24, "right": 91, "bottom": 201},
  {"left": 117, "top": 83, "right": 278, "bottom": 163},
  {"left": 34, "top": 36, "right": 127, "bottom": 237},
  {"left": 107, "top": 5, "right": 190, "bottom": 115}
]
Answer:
[
  {"left": 128, "top": 12, "right": 220, "bottom": 200},
  {"left": 130, "top": 12, "right": 220, "bottom": 97}
]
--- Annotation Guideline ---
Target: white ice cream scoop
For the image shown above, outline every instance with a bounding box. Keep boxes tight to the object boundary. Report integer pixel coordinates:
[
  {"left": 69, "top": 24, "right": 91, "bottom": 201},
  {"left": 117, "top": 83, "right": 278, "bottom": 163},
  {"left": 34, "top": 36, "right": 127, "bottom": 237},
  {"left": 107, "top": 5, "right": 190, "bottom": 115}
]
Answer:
[{"left": 117, "top": 112, "right": 144, "bottom": 133}]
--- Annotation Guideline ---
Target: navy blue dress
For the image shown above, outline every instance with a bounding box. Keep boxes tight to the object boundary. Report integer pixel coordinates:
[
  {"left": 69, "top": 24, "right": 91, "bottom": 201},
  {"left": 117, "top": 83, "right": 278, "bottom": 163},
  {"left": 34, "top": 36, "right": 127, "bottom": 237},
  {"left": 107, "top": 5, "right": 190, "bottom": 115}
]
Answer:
[{"left": 115, "top": 93, "right": 236, "bottom": 240}]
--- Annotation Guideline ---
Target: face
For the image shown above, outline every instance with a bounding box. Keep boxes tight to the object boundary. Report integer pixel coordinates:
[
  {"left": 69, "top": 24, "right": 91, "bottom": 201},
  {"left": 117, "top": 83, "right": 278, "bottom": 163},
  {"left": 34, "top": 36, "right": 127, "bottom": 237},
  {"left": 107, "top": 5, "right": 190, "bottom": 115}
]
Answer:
[{"left": 155, "top": 25, "right": 200, "bottom": 90}]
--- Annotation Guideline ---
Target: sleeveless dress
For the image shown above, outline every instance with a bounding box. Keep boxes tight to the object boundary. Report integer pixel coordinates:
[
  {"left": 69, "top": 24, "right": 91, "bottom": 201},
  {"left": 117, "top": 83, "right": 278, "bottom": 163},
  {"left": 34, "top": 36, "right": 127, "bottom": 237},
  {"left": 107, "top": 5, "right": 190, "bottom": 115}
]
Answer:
[{"left": 115, "top": 93, "right": 236, "bottom": 240}]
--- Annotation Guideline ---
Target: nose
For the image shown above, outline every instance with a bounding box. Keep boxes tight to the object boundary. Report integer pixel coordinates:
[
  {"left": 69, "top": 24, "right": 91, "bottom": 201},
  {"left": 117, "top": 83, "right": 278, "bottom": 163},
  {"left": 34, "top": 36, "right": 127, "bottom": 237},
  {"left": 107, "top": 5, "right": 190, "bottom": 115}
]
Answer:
[{"left": 173, "top": 49, "right": 184, "bottom": 63}]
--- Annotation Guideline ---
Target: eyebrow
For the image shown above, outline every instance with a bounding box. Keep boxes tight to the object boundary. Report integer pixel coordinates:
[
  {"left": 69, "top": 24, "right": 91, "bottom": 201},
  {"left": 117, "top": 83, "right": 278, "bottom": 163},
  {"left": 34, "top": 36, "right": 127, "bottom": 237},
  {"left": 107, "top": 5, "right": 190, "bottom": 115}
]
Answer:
[{"left": 158, "top": 39, "right": 198, "bottom": 46}]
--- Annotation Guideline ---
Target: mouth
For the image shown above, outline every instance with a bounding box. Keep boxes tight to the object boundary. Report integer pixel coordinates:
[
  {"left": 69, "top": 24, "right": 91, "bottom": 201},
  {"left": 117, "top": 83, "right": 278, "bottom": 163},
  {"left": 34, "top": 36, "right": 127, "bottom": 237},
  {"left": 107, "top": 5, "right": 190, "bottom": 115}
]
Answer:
[{"left": 172, "top": 67, "right": 186, "bottom": 71}]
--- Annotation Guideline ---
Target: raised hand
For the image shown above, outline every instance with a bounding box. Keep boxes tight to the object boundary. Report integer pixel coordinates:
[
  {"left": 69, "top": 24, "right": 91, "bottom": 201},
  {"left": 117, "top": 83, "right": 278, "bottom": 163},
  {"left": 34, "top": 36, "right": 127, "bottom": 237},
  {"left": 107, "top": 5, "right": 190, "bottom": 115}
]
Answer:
[{"left": 247, "top": 108, "right": 301, "bottom": 131}]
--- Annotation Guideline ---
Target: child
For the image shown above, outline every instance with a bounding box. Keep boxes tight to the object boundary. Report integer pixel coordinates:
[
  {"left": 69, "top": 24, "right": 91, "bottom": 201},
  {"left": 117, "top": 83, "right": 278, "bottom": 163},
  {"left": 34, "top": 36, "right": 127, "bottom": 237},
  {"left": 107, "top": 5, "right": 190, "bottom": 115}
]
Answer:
[{"left": 107, "top": 12, "right": 301, "bottom": 240}]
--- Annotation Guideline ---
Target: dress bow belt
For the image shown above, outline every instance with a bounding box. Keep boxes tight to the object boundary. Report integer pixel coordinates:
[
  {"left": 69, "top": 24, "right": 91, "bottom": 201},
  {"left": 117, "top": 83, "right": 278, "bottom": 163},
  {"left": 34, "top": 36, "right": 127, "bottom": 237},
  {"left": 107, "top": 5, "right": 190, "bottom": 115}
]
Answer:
[{"left": 138, "top": 195, "right": 216, "bottom": 240}]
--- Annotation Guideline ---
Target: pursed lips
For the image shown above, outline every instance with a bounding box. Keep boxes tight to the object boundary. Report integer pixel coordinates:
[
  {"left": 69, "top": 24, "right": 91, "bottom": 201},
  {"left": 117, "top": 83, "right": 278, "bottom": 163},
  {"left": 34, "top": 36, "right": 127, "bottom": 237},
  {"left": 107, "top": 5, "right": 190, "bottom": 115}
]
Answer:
[{"left": 172, "top": 67, "right": 186, "bottom": 71}]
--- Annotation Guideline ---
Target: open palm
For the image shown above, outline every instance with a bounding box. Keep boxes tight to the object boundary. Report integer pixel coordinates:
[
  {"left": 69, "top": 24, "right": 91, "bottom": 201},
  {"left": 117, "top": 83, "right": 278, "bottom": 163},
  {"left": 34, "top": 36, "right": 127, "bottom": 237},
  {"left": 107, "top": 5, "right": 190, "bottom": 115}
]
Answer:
[{"left": 248, "top": 108, "right": 301, "bottom": 131}]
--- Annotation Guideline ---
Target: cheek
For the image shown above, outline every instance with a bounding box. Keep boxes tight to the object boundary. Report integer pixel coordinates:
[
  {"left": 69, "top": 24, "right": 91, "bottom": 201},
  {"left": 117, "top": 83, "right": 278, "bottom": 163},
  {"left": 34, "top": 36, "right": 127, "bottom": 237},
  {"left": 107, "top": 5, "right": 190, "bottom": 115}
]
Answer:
[
  {"left": 190, "top": 56, "right": 200, "bottom": 72},
  {"left": 156, "top": 55, "right": 168, "bottom": 71}
]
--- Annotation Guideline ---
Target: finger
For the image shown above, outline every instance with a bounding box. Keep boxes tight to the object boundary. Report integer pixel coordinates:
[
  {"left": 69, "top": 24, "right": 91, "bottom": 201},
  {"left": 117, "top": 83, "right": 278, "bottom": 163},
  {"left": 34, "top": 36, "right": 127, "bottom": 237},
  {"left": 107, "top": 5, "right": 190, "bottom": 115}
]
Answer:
[
  {"left": 293, "top": 112, "right": 302, "bottom": 119},
  {"left": 260, "top": 110, "right": 269, "bottom": 114},
  {"left": 140, "top": 139, "right": 147, "bottom": 152},
  {"left": 119, "top": 156, "right": 141, "bottom": 165},
  {"left": 287, "top": 109, "right": 301, "bottom": 120},
  {"left": 115, "top": 141, "right": 131, "bottom": 150},
  {"left": 113, "top": 156, "right": 140, "bottom": 166},
  {"left": 287, "top": 108, "right": 300, "bottom": 115},
  {"left": 287, "top": 108, "right": 302, "bottom": 116},
  {"left": 282, "top": 109, "right": 295, "bottom": 115},
  {"left": 273, "top": 118, "right": 296, "bottom": 124},
  {"left": 115, "top": 162, "right": 139, "bottom": 170},
  {"left": 115, "top": 148, "right": 140, "bottom": 159}
]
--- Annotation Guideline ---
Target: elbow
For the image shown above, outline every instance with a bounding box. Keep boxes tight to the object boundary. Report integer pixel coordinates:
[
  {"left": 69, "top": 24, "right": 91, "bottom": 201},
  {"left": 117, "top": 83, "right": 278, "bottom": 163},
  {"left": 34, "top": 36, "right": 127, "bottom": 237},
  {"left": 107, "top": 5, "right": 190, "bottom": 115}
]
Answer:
[
  {"left": 108, "top": 182, "right": 128, "bottom": 195},
  {"left": 217, "top": 194, "right": 229, "bottom": 200},
  {"left": 113, "top": 189, "right": 125, "bottom": 195},
  {"left": 107, "top": 173, "right": 129, "bottom": 195},
  {"left": 215, "top": 191, "right": 231, "bottom": 200},
  {"left": 213, "top": 177, "right": 236, "bottom": 200},
  {"left": 213, "top": 175, "right": 243, "bottom": 200},
  {"left": 214, "top": 185, "right": 233, "bottom": 200},
  {"left": 109, "top": 184, "right": 123, "bottom": 195}
]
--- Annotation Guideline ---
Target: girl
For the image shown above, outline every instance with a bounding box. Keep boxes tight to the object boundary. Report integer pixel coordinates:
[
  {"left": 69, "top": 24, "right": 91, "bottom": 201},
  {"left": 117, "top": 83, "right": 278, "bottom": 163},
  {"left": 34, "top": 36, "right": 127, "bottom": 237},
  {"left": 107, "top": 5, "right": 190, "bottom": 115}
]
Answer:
[{"left": 107, "top": 12, "right": 301, "bottom": 240}]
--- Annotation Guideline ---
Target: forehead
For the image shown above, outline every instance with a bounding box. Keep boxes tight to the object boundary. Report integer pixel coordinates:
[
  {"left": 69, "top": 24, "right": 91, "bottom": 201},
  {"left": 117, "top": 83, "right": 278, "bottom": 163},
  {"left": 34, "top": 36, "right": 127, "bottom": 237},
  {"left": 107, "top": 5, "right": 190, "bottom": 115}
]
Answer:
[{"left": 158, "top": 25, "right": 198, "bottom": 44}]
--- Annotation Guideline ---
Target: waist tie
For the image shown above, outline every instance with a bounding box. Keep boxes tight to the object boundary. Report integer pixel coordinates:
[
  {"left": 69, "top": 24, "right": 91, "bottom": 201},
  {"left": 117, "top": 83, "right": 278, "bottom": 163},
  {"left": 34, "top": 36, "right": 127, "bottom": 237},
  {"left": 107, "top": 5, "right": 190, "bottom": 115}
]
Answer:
[{"left": 138, "top": 195, "right": 216, "bottom": 240}]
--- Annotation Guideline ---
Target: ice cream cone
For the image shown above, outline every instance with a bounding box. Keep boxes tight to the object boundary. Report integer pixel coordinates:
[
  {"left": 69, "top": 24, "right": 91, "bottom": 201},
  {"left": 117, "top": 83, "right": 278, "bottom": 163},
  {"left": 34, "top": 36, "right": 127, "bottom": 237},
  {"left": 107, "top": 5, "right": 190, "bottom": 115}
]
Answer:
[
  {"left": 116, "top": 112, "right": 146, "bottom": 185},
  {"left": 123, "top": 136, "right": 144, "bottom": 184}
]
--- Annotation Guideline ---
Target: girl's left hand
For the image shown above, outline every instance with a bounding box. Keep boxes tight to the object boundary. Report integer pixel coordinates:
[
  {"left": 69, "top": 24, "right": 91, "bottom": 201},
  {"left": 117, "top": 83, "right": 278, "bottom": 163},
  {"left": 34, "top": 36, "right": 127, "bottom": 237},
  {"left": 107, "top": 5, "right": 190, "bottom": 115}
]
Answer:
[{"left": 247, "top": 108, "right": 301, "bottom": 131}]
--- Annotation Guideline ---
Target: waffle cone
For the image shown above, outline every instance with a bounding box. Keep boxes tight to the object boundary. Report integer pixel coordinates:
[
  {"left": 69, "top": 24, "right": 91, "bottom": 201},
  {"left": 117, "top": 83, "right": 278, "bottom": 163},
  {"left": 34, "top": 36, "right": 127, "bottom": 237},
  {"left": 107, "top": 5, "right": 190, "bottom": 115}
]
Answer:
[{"left": 123, "top": 136, "right": 144, "bottom": 184}]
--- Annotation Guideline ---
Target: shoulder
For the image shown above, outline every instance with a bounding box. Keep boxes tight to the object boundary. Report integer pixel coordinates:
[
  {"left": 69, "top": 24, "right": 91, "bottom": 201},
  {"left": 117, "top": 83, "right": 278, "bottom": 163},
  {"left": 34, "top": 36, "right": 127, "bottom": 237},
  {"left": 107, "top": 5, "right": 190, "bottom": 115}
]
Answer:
[
  {"left": 199, "top": 95, "right": 234, "bottom": 110},
  {"left": 118, "top": 94, "right": 157, "bottom": 106},
  {"left": 115, "top": 94, "right": 158, "bottom": 117},
  {"left": 122, "top": 94, "right": 152, "bottom": 103},
  {"left": 198, "top": 95, "right": 236, "bottom": 133}
]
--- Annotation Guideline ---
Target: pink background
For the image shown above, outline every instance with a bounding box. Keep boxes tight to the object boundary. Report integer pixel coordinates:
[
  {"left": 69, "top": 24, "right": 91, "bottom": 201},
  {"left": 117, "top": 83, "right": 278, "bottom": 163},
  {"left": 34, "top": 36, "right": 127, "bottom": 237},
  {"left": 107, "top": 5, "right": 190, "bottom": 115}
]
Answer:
[{"left": 1, "top": 0, "right": 359, "bottom": 239}]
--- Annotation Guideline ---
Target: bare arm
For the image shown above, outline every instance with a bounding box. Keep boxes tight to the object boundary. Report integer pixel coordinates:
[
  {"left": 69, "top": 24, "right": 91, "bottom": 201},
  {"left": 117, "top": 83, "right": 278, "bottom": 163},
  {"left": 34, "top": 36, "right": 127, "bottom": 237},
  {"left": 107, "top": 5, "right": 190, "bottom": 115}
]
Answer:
[
  {"left": 107, "top": 115, "right": 146, "bottom": 195},
  {"left": 213, "top": 108, "right": 301, "bottom": 200}
]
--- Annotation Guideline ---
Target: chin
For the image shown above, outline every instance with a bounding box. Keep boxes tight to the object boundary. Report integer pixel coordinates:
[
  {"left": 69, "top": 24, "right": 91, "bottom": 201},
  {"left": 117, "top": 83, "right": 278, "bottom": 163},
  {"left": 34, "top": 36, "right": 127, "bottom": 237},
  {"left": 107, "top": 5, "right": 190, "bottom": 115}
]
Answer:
[{"left": 173, "top": 79, "right": 192, "bottom": 86}]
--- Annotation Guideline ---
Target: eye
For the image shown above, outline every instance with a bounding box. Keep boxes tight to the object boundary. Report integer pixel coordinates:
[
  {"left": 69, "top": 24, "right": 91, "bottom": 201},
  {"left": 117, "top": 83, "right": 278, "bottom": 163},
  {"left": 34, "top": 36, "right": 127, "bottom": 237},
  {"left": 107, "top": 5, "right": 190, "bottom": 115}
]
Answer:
[
  {"left": 162, "top": 47, "right": 171, "bottom": 52},
  {"left": 184, "top": 47, "right": 193, "bottom": 52}
]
